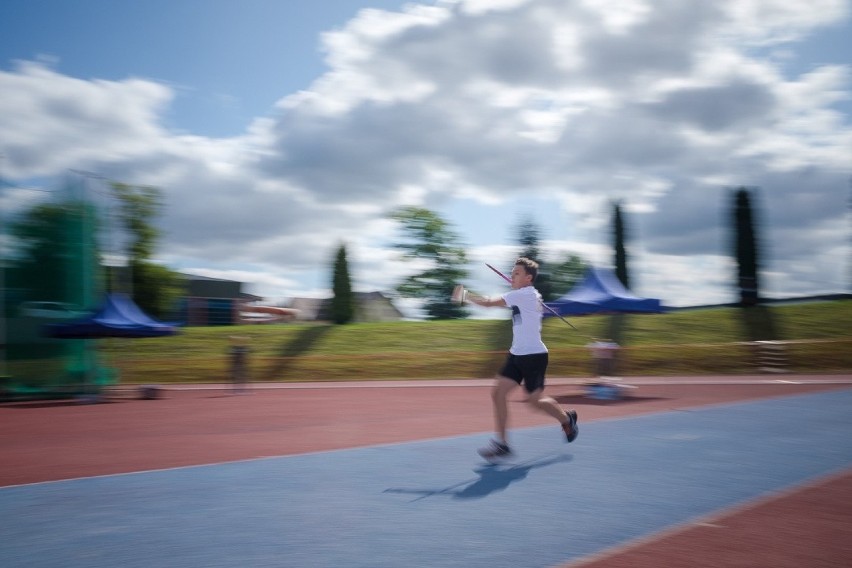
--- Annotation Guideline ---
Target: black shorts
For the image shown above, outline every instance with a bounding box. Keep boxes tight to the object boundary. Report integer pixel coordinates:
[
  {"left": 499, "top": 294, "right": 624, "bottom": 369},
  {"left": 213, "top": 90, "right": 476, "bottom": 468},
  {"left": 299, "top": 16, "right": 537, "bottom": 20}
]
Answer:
[{"left": 499, "top": 352, "right": 549, "bottom": 393}]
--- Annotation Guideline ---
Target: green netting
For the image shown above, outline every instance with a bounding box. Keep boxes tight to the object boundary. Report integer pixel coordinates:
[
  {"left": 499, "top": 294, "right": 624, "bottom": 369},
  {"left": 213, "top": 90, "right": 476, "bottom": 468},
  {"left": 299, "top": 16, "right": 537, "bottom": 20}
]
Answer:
[{"left": 2, "top": 177, "right": 115, "bottom": 398}]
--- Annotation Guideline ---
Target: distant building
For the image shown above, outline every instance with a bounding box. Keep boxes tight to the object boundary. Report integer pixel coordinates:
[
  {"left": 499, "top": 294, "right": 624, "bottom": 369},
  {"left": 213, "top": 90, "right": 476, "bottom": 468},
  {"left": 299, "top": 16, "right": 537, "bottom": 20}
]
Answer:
[
  {"left": 355, "top": 291, "right": 405, "bottom": 322},
  {"left": 179, "top": 275, "right": 262, "bottom": 326},
  {"left": 286, "top": 297, "right": 325, "bottom": 322},
  {"left": 176, "top": 275, "right": 402, "bottom": 325},
  {"left": 288, "top": 291, "right": 403, "bottom": 322}
]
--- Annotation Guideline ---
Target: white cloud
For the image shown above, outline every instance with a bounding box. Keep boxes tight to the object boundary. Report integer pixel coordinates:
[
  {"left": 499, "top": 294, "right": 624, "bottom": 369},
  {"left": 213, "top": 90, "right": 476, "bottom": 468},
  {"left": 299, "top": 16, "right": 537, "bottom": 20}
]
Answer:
[
  {"left": 0, "top": 61, "right": 172, "bottom": 177},
  {"left": 722, "top": 0, "right": 849, "bottom": 44},
  {"left": 1, "top": 0, "right": 850, "bottom": 311}
]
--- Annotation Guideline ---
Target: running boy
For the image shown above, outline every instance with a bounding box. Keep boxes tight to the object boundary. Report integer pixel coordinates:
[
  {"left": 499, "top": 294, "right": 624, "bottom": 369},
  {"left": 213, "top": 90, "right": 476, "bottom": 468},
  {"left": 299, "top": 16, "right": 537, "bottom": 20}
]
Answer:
[{"left": 460, "top": 257, "right": 578, "bottom": 461}]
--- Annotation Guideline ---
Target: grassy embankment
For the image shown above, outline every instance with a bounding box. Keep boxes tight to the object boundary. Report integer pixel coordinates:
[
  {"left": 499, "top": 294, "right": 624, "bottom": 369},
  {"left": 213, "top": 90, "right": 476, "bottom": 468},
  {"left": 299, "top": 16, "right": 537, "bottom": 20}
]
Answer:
[{"left": 100, "top": 300, "right": 852, "bottom": 384}]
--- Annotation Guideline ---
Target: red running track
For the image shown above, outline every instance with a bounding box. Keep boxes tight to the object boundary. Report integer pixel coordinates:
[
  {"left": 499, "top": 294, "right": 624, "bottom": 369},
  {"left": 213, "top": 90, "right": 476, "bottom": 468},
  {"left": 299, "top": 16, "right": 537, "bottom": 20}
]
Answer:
[{"left": 2, "top": 375, "right": 851, "bottom": 567}]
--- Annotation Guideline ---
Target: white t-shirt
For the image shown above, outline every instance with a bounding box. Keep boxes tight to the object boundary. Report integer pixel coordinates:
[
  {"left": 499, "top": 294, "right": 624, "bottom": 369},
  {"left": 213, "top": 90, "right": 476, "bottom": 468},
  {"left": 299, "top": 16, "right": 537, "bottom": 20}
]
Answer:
[{"left": 502, "top": 286, "right": 547, "bottom": 355}]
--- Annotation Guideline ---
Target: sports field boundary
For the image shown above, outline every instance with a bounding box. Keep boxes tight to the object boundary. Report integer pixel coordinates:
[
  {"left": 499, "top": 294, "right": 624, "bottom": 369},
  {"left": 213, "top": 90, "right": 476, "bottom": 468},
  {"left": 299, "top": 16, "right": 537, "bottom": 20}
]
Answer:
[
  {"left": 134, "top": 373, "right": 852, "bottom": 391},
  {"left": 561, "top": 465, "right": 852, "bottom": 567}
]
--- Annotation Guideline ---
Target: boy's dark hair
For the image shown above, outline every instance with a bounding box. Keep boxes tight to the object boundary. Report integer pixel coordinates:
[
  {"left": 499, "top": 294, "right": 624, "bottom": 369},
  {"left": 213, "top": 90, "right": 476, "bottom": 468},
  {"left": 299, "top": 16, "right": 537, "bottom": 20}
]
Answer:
[{"left": 515, "top": 257, "right": 539, "bottom": 281}]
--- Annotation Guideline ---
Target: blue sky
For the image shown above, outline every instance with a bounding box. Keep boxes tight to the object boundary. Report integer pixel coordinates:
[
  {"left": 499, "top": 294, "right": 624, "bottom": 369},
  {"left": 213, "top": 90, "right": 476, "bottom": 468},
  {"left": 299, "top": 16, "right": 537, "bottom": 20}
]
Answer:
[
  {"left": 1, "top": 0, "right": 850, "bottom": 313},
  {"left": 1, "top": 1, "right": 410, "bottom": 137}
]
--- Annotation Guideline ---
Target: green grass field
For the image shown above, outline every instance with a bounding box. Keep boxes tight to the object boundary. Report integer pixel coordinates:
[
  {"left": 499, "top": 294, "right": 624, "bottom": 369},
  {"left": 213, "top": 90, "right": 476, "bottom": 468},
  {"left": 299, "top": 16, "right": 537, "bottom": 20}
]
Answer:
[{"left": 99, "top": 300, "right": 852, "bottom": 384}]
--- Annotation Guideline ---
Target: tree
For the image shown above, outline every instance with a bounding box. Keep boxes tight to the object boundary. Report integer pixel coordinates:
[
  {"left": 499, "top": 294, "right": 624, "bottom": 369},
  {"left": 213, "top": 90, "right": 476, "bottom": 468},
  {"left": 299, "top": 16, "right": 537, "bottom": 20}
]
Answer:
[
  {"left": 732, "top": 187, "right": 759, "bottom": 307},
  {"left": 609, "top": 201, "right": 630, "bottom": 345},
  {"left": 391, "top": 207, "right": 469, "bottom": 319},
  {"left": 111, "top": 183, "right": 161, "bottom": 261},
  {"left": 516, "top": 214, "right": 542, "bottom": 264},
  {"left": 7, "top": 199, "right": 101, "bottom": 306},
  {"left": 110, "top": 182, "right": 181, "bottom": 318},
  {"left": 731, "top": 187, "right": 781, "bottom": 346},
  {"left": 512, "top": 214, "right": 586, "bottom": 300},
  {"left": 330, "top": 243, "right": 355, "bottom": 324},
  {"left": 549, "top": 254, "right": 587, "bottom": 297},
  {"left": 613, "top": 201, "right": 630, "bottom": 289},
  {"left": 513, "top": 215, "right": 553, "bottom": 300}
]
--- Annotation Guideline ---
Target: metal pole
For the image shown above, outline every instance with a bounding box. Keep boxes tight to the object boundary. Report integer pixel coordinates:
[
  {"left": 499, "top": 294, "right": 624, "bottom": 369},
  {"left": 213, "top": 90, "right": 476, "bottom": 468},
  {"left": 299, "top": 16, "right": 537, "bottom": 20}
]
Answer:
[{"left": 0, "top": 153, "right": 7, "bottom": 379}]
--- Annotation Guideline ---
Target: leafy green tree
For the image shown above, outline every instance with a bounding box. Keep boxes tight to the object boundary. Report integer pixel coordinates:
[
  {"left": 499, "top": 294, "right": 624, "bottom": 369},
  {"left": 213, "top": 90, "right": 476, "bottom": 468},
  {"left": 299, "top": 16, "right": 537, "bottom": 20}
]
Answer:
[
  {"left": 7, "top": 200, "right": 100, "bottom": 306},
  {"left": 111, "top": 183, "right": 161, "bottom": 260},
  {"left": 110, "top": 182, "right": 181, "bottom": 318},
  {"left": 129, "top": 260, "right": 181, "bottom": 318},
  {"left": 391, "top": 207, "right": 469, "bottom": 319},
  {"left": 510, "top": 214, "right": 587, "bottom": 299},
  {"left": 330, "top": 243, "right": 355, "bottom": 324},
  {"left": 549, "top": 254, "right": 587, "bottom": 296},
  {"left": 733, "top": 187, "right": 759, "bottom": 306}
]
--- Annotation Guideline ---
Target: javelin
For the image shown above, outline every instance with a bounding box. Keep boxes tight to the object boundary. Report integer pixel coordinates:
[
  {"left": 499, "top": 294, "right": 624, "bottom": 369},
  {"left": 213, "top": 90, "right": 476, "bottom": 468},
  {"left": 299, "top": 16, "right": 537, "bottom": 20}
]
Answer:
[{"left": 485, "top": 263, "right": 579, "bottom": 331}]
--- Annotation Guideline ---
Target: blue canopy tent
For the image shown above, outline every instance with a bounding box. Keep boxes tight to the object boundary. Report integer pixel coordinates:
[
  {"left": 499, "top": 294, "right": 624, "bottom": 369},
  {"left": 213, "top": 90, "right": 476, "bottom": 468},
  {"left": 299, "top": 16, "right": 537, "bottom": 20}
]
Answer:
[
  {"left": 545, "top": 267, "right": 664, "bottom": 316},
  {"left": 45, "top": 293, "right": 179, "bottom": 338}
]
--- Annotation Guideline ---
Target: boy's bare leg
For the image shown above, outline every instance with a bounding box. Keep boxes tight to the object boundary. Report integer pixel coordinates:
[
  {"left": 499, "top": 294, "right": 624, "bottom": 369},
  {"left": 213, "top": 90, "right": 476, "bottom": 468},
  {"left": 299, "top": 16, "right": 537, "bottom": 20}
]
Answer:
[
  {"left": 525, "top": 389, "right": 570, "bottom": 423},
  {"left": 492, "top": 376, "right": 518, "bottom": 444}
]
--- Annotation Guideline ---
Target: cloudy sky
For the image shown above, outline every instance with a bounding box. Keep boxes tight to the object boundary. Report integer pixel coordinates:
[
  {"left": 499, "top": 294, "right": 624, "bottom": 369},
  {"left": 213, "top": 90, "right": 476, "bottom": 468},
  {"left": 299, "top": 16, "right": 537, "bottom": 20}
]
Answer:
[{"left": 1, "top": 0, "right": 850, "bottom": 314}]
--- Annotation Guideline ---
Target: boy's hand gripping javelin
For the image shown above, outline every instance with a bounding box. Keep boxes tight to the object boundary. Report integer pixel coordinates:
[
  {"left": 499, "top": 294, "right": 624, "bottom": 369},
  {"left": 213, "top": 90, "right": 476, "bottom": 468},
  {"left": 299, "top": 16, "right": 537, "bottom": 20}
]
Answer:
[{"left": 485, "top": 263, "right": 579, "bottom": 331}]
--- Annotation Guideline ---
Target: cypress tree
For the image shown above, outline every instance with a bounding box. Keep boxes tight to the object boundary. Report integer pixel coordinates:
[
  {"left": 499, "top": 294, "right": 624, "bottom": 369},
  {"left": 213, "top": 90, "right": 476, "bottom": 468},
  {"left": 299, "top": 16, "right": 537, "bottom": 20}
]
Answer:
[
  {"left": 733, "top": 188, "right": 759, "bottom": 306},
  {"left": 331, "top": 243, "right": 354, "bottom": 324},
  {"left": 607, "top": 201, "right": 630, "bottom": 346},
  {"left": 613, "top": 201, "right": 630, "bottom": 289}
]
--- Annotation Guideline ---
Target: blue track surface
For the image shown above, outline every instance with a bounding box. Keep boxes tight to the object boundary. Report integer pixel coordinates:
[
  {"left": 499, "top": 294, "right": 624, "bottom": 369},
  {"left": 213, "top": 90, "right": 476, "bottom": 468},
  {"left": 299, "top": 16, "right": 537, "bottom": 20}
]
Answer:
[{"left": 3, "top": 389, "right": 851, "bottom": 568}]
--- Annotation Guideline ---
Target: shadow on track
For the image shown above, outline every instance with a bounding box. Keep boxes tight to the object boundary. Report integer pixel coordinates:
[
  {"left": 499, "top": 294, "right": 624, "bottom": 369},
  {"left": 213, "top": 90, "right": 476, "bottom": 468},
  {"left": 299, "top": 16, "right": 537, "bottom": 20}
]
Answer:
[{"left": 384, "top": 453, "right": 572, "bottom": 502}]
